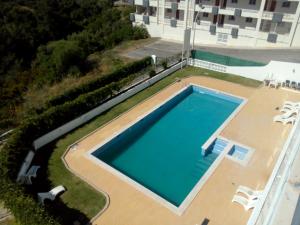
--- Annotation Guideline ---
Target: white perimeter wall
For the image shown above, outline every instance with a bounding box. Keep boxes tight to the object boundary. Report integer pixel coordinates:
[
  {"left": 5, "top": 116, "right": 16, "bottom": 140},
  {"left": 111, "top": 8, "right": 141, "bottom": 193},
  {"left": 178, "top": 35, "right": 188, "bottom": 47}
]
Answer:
[{"left": 189, "top": 58, "right": 300, "bottom": 82}]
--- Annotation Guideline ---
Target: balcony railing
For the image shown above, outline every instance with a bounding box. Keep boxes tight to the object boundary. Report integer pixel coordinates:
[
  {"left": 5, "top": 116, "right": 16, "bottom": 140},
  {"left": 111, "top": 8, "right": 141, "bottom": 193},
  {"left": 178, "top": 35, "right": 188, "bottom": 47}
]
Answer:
[
  {"left": 242, "top": 9, "right": 259, "bottom": 18},
  {"left": 164, "top": 18, "right": 184, "bottom": 27},
  {"left": 195, "top": 4, "right": 213, "bottom": 13},
  {"left": 149, "top": 0, "right": 156, "bottom": 6},
  {"left": 134, "top": 0, "right": 143, "bottom": 5},
  {"left": 262, "top": 11, "right": 295, "bottom": 22},
  {"left": 165, "top": 0, "right": 185, "bottom": 9},
  {"left": 218, "top": 7, "right": 235, "bottom": 16},
  {"left": 134, "top": 14, "right": 144, "bottom": 22}
]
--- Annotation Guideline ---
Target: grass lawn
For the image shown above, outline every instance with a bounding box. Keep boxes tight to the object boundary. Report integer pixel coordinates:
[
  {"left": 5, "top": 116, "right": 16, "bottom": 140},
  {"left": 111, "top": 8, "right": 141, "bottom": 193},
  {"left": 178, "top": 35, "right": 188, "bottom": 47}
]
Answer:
[{"left": 47, "top": 66, "right": 262, "bottom": 222}]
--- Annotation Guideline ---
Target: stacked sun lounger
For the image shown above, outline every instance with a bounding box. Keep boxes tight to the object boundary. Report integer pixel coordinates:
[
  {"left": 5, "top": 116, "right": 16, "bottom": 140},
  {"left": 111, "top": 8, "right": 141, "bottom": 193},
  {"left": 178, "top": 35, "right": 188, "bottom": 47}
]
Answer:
[
  {"left": 232, "top": 185, "right": 263, "bottom": 211},
  {"left": 264, "top": 78, "right": 300, "bottom": 90},
  {"left": 273, "top": 101, "right": 300, "bottom": 125}
]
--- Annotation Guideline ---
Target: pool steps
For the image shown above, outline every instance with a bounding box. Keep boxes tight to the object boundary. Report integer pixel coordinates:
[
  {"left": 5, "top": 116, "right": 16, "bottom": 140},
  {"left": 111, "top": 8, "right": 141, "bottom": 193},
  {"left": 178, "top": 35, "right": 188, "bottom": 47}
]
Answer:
[
  {"left": 201, "top": 137, "right": 229, "bottom": 156},
  {"left": 201, "top": 136, "right": 253, "bottom": 166}
]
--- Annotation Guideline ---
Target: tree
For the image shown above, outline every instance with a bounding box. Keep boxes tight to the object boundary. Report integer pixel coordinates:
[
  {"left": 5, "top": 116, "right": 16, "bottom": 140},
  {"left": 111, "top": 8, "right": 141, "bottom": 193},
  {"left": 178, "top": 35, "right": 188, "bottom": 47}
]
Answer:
[{"left": 34, "top": 40, "right": 86, "bottom": 83}]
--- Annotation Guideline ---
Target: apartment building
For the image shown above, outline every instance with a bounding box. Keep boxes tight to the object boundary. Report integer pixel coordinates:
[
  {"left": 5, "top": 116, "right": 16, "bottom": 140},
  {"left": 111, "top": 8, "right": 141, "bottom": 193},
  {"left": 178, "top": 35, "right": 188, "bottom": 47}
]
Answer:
[{"left": 130, "top": 0, "right": 300, "bottom": 47}]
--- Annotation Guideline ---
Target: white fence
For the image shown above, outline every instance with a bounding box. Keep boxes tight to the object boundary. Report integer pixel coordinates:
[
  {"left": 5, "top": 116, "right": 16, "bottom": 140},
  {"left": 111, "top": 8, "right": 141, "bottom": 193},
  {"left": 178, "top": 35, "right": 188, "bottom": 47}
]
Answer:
[
  {"left": 33, "top": 60, "right": 186, "bottom": 150},
  {"left": 189, "top": 58, "right": 300, "bottom": 82},
  {"left": 247, "top": 114, "right": 300, "bottom": 225}
]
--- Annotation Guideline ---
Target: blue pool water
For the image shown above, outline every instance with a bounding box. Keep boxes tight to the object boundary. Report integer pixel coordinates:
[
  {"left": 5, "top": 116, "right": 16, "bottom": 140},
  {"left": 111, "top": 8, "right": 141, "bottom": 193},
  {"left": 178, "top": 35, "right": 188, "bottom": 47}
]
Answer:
[{"left": 92, "top": 85, "right": 242, "bottom": 207}]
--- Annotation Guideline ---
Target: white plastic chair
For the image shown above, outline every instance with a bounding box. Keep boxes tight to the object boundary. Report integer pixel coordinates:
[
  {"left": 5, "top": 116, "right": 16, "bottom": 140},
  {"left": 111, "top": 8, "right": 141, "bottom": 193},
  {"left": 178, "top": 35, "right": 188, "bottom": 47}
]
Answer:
[
  {"left": 232, "top": 194, "right": 258, "bottom": 211},
  {"left": 269, "top": 80, "right": 281, "bottom": 88},
  {"left": 280, "top": 105, "right": 300, "bottom": 113},
  {"left": 273, "top": 109, "right": 299, "bottom": 122},
  {"left": 273, "top": 116, "right": 296, "bottom": 125},
  {"left": 236, "top": 185, "right": 263, "bottom": 200},
  {"left": 38, "top": 185, "right": 66, "bottom": 204},
  {"left": 284, "top": 101, "right": 300, "bottom": 107}
]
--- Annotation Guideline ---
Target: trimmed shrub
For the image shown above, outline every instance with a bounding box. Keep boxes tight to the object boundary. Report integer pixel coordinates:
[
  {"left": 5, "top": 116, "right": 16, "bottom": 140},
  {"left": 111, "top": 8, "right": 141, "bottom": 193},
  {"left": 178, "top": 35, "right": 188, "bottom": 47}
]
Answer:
[
  {"left": 132, "top": 25, "right": 149, "bottom": 40},
  {"left": 161, "top": 58, "right": 168, "bottom": 70},
  {"left": 44, "top": 56, "right": 151, "bottom": 109},
  {"left": 149, "top": 70, "right": 156, "bottom": 77}
]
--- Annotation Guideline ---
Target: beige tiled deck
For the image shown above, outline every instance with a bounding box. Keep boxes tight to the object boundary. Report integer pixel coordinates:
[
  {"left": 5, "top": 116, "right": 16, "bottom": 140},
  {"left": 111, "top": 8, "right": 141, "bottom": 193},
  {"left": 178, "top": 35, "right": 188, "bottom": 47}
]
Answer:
[{"left": 64, "top": 76, "right": 300, "bottom": 225}]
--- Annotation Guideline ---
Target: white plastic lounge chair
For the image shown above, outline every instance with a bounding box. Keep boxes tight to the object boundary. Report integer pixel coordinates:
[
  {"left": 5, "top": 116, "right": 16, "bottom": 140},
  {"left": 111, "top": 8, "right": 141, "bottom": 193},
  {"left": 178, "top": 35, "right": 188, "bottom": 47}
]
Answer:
[
  {"left": 24, "top": 165, "right": 40, "bottom": 185},
  {"left": 284, "top": 101, "right": 300, "bottom": 107},
  {"left": 280, "top": 105, "right": 300, "bottom": 113},
  {"left": 273, "top": 109, "right": 299, "bottom": 122},
  {"left": 269, "top": 80, "right": 281, "bottom": 88},
  {"left": 232, "top": 194, "right": 258, "bottom": 211},
  {"left": 236, "top": 185, "right": 263, "bottom": 200},
  {"left": 274, "top": 116, "right": 296, "bottom": 125},
  {"left": 38, "top": 185, "right": 66, "bottom": 204}
]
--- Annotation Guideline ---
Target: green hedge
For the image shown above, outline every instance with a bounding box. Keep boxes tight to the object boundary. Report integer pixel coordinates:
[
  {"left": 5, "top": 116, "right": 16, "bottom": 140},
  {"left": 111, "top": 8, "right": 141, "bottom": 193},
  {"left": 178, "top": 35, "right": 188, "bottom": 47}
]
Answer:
[
  {"left": 44, "top": 56, "right": 152, "bottom": 109},
  {"left": 0, "top": 60, "right": 151, "bottom": 225}
]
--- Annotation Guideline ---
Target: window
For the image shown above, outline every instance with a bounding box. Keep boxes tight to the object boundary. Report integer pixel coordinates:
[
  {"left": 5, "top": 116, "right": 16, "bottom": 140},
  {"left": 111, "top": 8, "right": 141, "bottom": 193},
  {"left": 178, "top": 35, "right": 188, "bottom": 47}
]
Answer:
[
  {"left": 231, "top": 0, "right": 238, "bottom": 3},
  {"left": 245, "top": 17, "right": 253, "bottom": 23},
  {"left": 249, "top": 0, "right": 256, "bottom": 5},
  {"left": 282, "top": 1, "right": 291, "bottom": 8},
  {"left": 203, "top": 12, "right": 209, "bottom": 17},
  {"left": 277, "top": 21, "right": 285, "bottom": 27},
  {"left": 229, "top": 15, "right": 235, "bottom": 21}
]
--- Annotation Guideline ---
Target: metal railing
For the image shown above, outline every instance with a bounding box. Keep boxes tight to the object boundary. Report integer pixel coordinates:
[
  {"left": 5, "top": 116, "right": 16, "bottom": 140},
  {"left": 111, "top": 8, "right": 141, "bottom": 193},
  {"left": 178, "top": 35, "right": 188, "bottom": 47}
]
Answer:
[
  {"left": 247, "top": 114, "right": 300, "bottom": 225},
  {"left": 262, "top": 11, "right": 295, "bottom": 21}
]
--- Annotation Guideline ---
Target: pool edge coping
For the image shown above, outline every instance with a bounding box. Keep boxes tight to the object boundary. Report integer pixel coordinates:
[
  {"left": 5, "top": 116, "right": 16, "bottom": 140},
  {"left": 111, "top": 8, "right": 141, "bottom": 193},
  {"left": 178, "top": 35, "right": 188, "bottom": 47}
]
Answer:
[{"left": 84, "top": 83, "right": 248, "bottom": 215}]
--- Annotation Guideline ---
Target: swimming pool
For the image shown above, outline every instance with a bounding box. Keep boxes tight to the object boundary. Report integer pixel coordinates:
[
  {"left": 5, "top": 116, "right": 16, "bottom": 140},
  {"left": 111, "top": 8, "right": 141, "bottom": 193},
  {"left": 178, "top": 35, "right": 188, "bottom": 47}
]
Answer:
[{"left": 90, "top": 84, "right": 244, "bottom": 213}]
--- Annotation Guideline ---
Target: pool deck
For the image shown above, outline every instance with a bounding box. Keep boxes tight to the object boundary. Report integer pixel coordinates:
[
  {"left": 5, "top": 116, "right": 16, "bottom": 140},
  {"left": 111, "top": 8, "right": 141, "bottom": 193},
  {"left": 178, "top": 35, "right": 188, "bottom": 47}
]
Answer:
[{"left": 64, "top": 76, "right": 300, "bottom": 225}]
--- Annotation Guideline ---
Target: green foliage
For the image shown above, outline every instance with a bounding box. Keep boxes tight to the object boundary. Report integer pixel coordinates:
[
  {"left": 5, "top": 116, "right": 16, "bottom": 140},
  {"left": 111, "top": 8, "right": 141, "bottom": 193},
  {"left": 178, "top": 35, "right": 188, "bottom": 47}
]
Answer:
[
  {"left": 0, "top": 0, "right": 110, "bottom": 76},
  {"left": 132, "top": 25, "right": 149, "bottom": 40},
  {"left": 43, "top": 57, "right": 152, "bottom": 109},
  {"left": 149, "top": 70, "right": 156, "bottom": 77},
  {"left": 0, "top": 129, "right": 59, "bottom": 225},
  {"left": 34, "top": 40, "right": 86, "bottom": 84},
  {"left": 161, "top": 59, "right": 168, "bottom": 70},
  {"left": 0, "top": 0, "right": 148, "bottom": 118},
  {"left": 0, "top": 59, "right": 152, "bottom": 225}
]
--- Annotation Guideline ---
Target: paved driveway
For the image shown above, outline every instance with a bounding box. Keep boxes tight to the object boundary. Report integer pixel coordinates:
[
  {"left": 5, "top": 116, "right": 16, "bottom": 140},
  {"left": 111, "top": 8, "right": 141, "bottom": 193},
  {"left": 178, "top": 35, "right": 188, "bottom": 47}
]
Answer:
[
  {"left": 123, "top": 40, "right": 183, "bottom": 59},
  {"left": 124, "top": 39, "right": 300, "bottom": 64}
]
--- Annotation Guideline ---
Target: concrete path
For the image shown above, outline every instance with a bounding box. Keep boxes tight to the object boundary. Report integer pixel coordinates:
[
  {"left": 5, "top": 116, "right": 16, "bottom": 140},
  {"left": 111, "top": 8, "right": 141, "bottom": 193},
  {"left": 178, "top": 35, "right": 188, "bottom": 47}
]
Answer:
[{"left": 124, "top": 39, "right": 300, "bottom": 64}]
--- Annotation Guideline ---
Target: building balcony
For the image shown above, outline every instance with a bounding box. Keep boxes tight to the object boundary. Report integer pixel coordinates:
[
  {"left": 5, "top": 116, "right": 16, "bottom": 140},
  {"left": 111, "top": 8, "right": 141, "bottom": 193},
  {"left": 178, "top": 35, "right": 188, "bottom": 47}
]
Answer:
[
  {"left": 262, "top": 11, "right": 295, "bottom": 22},
  {"left": 164, "top": 18, "right": 185, "bottom": 27},
  {"left": 149, "top": 0, "right": 157, "bottom": 6},
  {"left": 218, "top": 7, "right": 235, "bottom": 16},
  {"left": 241, "top": 9, "right": 259, "bottom": 18},
  {"left": 257, "top": 31, "right": 289, "bottom": 43},
  {"left": 195, "top": 4, "right": 212, "bottom": 13},
  {"left": 195, "top": 20, "right": 211, "bottom": 31},
  {"left": 134, "top": 14, "right": 156, "bottom": 24},
  {"left": 135, "top": 0, "right": 150, "bottom": 6},
  {"left": 134, "top": 13, "right": 144, "bottom": 22},
  {"left": 213, "top": 23, "right": 257, "bottom": 37},
  {"left": 211, "top": 6, "right": 259, "bottom": 18},
  {"left": 164, "top": 1, "right": 185, "bottom": 10}
]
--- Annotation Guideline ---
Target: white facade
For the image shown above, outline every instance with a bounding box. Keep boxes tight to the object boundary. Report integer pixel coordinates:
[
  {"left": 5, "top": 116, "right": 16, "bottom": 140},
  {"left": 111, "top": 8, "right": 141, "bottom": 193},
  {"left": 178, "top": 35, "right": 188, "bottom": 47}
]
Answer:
[{"left": 132, "top": 0, "right": 300, "bottom": 47}]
